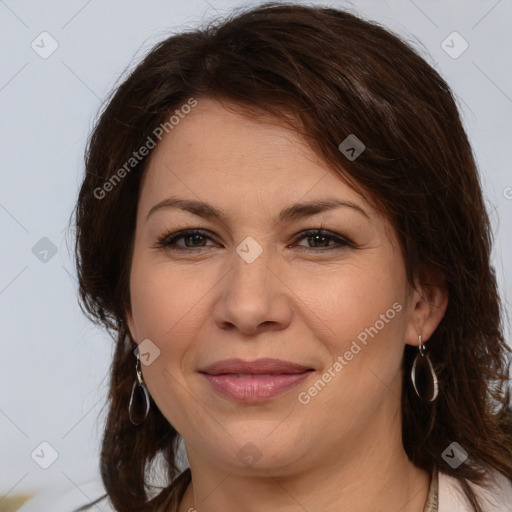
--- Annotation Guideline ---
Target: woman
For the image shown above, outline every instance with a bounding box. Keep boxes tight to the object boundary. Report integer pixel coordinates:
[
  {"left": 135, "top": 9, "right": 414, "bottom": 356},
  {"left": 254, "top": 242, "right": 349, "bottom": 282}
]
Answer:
[{"left": 74, "top": 3, "right": 512, "bottom": 511}]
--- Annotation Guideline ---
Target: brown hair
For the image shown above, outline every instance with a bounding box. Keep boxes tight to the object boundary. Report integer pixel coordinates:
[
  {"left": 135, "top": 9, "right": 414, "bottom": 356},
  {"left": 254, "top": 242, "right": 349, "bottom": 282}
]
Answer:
[{"left": 73, "top": 3, "right": 512, "bottom": 511}]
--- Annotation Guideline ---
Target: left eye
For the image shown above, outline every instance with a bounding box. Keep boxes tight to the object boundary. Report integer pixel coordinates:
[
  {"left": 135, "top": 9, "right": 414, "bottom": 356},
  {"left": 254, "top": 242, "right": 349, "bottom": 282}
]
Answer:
[
  {"left": 293, "top": 229, "right": 352, "bottom": 250},
  {"left": 156, "top": 228, "right": 352, "bottom": 251}
]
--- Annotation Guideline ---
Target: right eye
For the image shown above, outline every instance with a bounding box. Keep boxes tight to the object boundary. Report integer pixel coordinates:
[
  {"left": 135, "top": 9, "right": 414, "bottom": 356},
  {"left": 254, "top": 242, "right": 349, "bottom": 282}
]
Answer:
[{"left": 156, "top": 229, "right": 218, "bottom": 250}]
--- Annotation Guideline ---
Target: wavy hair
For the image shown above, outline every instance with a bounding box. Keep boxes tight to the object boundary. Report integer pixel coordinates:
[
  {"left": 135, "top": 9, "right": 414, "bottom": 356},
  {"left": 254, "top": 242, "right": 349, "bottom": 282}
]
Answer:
[{"left": 73, "top": 3, "right": 512, "bottom": 511}]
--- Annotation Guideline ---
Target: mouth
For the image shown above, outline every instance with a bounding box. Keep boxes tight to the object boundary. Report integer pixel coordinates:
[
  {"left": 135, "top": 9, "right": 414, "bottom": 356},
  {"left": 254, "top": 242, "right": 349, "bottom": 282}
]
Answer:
[{"left": 199, "top": 358, "right": 315, "bottom": 403}]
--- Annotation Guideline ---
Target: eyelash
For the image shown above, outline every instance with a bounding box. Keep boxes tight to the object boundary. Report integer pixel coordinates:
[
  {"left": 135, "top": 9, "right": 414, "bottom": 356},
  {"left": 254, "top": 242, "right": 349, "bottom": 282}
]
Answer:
[{"left": 155, "top": 228, "right": 354, "bottom": 253}]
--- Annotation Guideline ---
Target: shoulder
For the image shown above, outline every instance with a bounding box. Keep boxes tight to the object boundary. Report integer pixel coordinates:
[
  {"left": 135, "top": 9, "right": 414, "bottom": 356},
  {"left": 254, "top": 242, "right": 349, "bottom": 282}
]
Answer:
[
  {"left": 15, "top": 478, "right": 114, "bottom": 512},
  {"left": 439, "top": 467, "right": 512, "bottom": 512}
]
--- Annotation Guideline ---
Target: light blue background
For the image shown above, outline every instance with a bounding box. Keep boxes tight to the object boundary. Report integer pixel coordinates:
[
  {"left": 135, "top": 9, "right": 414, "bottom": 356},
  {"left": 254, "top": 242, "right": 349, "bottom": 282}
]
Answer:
[{"left": 1, "top": 0, "right": 511, "bottom": 507}]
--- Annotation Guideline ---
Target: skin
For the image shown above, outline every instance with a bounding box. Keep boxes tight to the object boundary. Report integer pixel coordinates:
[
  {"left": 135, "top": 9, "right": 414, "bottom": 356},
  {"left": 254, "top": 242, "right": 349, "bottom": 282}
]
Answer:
[{"left": 126, "top": 97, "right": 448, "bottom": 512}]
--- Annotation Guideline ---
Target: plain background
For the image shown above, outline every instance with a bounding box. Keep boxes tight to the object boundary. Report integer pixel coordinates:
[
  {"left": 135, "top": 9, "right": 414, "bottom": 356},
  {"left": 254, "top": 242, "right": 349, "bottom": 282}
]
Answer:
[{"left": 1, "top": 0, "right": 511, "bottom": 506}]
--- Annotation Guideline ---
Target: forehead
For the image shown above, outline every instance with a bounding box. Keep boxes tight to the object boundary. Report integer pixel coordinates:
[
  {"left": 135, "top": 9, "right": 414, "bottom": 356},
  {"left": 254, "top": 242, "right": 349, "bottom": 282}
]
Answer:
[
  {"left": 148, "top": 99, "right": 320, "bottom": 175},
  {"left": 140, "top": 98, "right": 375, "bottom": 219}
]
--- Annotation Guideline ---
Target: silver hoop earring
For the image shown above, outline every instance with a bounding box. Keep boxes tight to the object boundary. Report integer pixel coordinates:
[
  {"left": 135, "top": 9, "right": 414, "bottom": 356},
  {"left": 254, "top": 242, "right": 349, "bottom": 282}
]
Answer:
[
  {"left": 128, "top": 347, "right": 151, "bottom": 425},
  {"left": 411, "top": 334, "right": 439, "bottom": 402}
]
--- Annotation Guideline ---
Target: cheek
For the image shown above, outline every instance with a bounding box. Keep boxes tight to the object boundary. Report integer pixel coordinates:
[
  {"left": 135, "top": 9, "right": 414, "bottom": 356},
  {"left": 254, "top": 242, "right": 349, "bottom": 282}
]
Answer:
[
  {"left": 129, "top": 262, "right": 207, "bottom": 429},
  {"left": 298, "top": 260, "right": 407, "bottom": 395},
  {"left": 303, "top": 260, "right": 405, "bottom": 343},
  {"left": 129, "top": 259, "right": 207, "bottom": 344}
]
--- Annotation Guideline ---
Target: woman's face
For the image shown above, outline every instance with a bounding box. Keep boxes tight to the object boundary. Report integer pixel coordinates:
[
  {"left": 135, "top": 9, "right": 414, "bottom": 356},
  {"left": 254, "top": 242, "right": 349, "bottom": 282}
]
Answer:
[{"left": 127, "top": 97, "right": 435, "bottom": 475}]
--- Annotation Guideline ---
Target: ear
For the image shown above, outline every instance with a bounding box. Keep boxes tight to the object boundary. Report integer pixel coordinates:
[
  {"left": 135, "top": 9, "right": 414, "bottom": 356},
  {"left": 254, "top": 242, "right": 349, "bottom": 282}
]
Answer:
[
  {"left": 125, "top": 308, "right": 139, "bottom": 346},
  {"left": 404, "top": 265, "right": 449, "bottom": 347}
]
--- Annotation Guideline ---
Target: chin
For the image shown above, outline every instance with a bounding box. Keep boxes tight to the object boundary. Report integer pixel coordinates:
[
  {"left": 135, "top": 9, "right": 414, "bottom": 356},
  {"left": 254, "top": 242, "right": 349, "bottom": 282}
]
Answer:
[{"left": 219, "top": 432, "right": 307, "bottom": 473}]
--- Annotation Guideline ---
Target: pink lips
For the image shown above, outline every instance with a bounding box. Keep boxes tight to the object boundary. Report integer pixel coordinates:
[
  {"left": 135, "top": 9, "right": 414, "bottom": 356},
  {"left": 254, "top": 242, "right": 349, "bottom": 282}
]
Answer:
[{"left": 199, "top": 358, "right": 314, "bottom": 403}]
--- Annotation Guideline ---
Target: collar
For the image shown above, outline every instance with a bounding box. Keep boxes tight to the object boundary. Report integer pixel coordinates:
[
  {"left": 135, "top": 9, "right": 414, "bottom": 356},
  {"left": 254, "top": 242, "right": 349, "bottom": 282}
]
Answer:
[{"left": 424, "top": 464, "right": 439, "bottom": 512}]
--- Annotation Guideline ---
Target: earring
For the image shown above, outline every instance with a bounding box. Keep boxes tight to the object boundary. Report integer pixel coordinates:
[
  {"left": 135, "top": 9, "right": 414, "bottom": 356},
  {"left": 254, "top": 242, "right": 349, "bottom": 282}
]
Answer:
[
  {"left": 128, "top": 347, "right": 151, "bottom": 425},
  {"left": 411, "top": 334, "right": 439, "bottom": 402}
]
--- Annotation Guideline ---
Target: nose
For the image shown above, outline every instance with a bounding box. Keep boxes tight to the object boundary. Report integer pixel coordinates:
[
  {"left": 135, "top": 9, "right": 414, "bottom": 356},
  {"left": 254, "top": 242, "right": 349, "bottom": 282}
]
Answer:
[{"left": 211, "top": 244, "right": 293, "bottom": 336}]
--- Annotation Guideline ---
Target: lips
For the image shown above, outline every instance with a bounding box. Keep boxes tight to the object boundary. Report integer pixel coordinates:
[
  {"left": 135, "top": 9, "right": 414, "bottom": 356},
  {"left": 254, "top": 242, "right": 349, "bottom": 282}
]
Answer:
[
  {"left": 199, "top": 357, "right": 313, "bottom": 376},
  {"left": 199, "top": 358, "right": 315, "bottom": 403}
]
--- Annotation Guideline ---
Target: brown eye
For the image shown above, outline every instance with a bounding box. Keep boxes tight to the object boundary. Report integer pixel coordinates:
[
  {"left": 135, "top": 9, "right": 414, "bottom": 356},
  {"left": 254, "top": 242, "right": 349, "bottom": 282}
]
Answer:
[
  {"left": 294, "top": 229, "right": 353, "bottom": 251},
  {"left": 156, "top": 228, "right": 353, "bottom": 252},
  {"left": 157, "top": 229, "right": 215, "bottom": 250}
]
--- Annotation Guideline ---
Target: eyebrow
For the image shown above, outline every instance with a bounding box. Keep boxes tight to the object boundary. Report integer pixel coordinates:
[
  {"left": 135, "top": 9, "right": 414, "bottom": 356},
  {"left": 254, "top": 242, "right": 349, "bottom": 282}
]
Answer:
[{"left": 146, "top": 196, "right": 370, "bottom": 223}]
